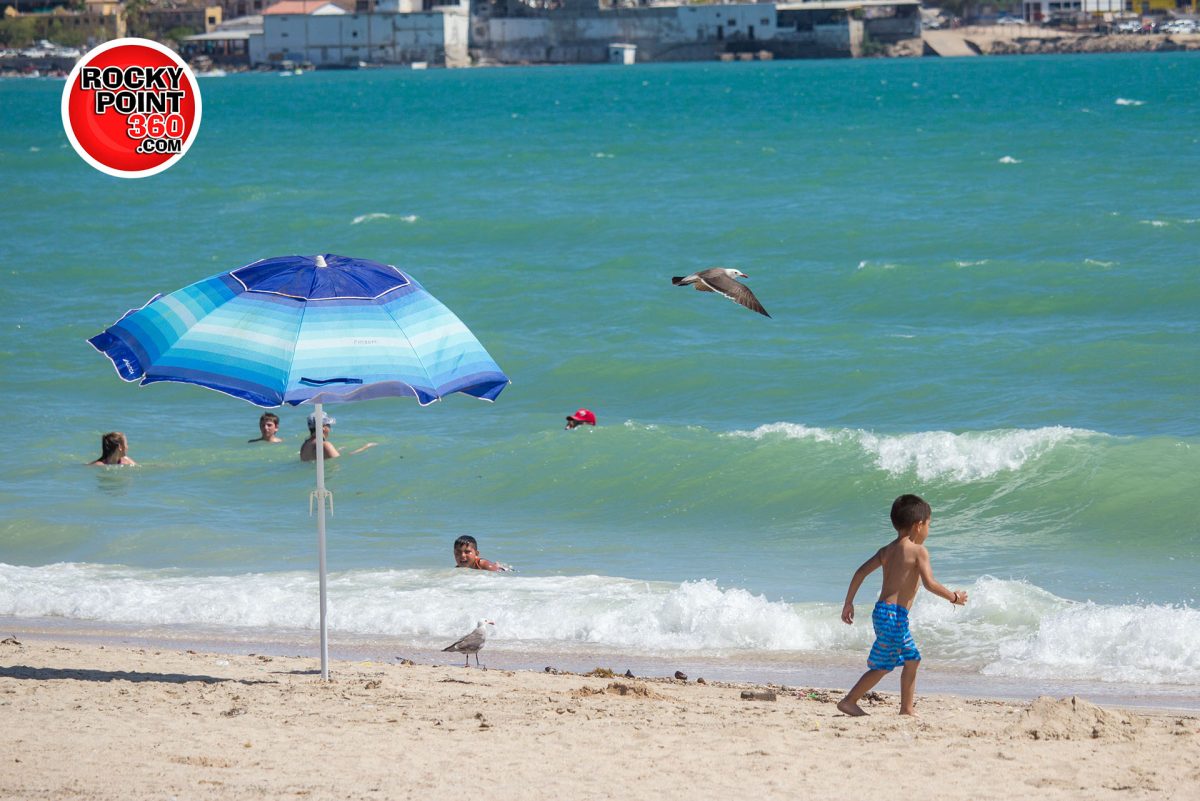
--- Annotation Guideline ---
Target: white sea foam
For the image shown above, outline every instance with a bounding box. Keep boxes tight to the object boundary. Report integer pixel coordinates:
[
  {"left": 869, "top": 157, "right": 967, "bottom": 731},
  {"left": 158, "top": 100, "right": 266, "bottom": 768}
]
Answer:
[
  {"left": 997, "top": 156, "right": 1021, "bottom": 164},
  {"left": 351, "top": 213, "right": 419, "bottom": 225},
  {"left": 1115, "top": 98, "right": 1145, "bottom": 106},
  {"left": 0, "top": 563, "right": 848, "bottom": 654},
  {"left": 983, "top": 601, "right": 1200, "bottom": 684},
  {"left": 2, "top": 564, "right": 1193, "bottom": 686},
  {"left": 730, "top": 423, "right": 1089, "bottom": 481},
  {"left": 857, "top": 427, "right": 1084, "bottom": 482},
  {"left": 1140, "top": 220, "right": 1169, "bottom": 227}
]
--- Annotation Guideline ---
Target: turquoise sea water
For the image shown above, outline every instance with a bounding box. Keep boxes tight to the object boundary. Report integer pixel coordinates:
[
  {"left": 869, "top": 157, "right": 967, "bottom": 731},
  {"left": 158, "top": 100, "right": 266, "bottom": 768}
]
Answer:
[{"left": 2, "top": 54, "right": 1198, "bottom": 699}]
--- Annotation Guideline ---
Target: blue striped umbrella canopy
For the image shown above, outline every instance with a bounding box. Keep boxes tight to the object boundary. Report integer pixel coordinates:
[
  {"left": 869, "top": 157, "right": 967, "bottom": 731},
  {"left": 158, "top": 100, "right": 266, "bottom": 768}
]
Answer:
[
  {"left": 89, "top": 253, "right": 509, "bottom": 679},
  {"left": 88, "top": 253, "right": 509, "bottom": 407}
]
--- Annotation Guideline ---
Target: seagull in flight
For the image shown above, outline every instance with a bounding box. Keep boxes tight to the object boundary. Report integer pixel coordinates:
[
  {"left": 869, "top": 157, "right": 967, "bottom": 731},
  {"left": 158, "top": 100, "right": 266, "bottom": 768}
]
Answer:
[
  {"left": 671, "top": 268, "right": 770, "bottom": 317},
  {"left": 443, "top": 619, "right": 494, "bottom": 667}
]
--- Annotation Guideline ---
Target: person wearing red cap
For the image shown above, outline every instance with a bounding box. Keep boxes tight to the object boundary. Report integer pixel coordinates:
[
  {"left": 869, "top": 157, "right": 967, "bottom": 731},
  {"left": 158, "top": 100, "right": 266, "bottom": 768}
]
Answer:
[{"left": 565, "top": 408, "right": 597, "bottom": 430}]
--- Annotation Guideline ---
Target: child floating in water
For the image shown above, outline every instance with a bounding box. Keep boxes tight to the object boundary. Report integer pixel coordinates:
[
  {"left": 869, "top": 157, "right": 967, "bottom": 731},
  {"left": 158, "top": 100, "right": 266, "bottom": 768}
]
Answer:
[
  {"left": 837, "top": 493, "right": 967, "bottom": 717},
  {"left": 248, "top": 412, "right": 282, "bottom": 443},
  {"left": 453, "top": 535, "right": 512, "bottom": 572},
  {"left": 299, "top": 412, "right": 375, "bottom": 462},
  {"left": 89, "top": 431, "right": 136, "bottom": 466},
  {"left": 565, "top": 408, "right": 596, "bottom": 430}
]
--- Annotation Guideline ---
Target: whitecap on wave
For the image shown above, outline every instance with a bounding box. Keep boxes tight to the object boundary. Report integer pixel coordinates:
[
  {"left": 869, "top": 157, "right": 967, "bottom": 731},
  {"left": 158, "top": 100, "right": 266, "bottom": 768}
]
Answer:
[
  {"left": 351, "top": 213, "right": 419, "bottom": 225},
  {"left": 729, "top": 423, "right": 1093, "bottom": 482},
  {"left": 983, "top": 599, "right": 1200, "bottom": 685}
]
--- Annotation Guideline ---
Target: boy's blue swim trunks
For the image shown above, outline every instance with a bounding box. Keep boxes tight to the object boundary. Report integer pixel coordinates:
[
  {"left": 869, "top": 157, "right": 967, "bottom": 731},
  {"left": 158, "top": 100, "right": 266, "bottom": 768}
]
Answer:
[{"left": 867, "top": 601, "right": 921, "bottom": 671}]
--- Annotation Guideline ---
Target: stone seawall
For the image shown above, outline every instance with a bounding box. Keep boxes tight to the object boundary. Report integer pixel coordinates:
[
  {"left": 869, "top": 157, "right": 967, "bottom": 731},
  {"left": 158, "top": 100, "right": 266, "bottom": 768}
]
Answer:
[
  {"left": 911, "top": 27, "right": 1200, "bottom": 58},
  {"left": 986, "top": 33, "right": 1200, "bottom": 55}
]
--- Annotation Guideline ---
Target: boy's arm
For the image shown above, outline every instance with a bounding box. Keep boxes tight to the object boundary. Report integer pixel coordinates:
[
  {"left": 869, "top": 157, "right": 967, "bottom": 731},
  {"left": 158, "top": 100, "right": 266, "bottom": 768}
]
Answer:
[
  {"left": 324, "top": 442, "right": 341, "bottom": 459},
  {"left": 348, "top": 442, "right": 378, "bottom": 456},
  {"left": 476, "top": 557, "right": 502, "bottom": 572},
  {"left": 917, "top": 546, "right": 967, "bottom": 605},
  {"left": 841, "top": 549, "right": 883, "bottom": 625}
]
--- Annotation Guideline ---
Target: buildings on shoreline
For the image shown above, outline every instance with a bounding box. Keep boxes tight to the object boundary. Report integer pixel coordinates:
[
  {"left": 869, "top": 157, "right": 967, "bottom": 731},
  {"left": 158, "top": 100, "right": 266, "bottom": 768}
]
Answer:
[
  {"left": 5, "top": 0, "right": 1198, "bottom": 71},
  {"left": 179, "top": 0, "right": 922, "bottom": 67}
]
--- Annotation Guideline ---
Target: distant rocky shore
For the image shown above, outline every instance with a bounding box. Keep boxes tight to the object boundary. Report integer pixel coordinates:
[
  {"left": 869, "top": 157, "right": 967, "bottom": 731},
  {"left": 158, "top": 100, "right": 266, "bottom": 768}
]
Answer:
[{"left": 913, "top": 28, "right": 1200, "bottom": 58}]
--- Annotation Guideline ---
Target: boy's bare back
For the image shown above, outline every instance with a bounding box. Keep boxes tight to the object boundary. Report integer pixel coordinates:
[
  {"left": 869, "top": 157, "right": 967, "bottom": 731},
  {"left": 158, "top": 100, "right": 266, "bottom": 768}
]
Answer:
[{"left": 875, "top": 537, "right": 928, "bottom": 609}]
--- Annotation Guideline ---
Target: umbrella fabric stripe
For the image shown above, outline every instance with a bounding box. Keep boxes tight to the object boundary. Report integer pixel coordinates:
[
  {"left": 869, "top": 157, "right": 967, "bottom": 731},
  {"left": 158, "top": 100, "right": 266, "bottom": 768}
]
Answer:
[
  {"left": 106, "top": 314, "right": 172, "bottom": 373},
  {"left": 139, "top": 370, "right": 284, "bottom": 407},
  {"left": 150, "top": 345, "right": 292, "bottom": 383},
  {"left": 282, "top": 318, "right": 506, "bottom": 403},
  {"left": 157, "top": 293, "right": 204, "bottom": 331},
  {"left": 180, "top": 318, "right": 299, "bottom": 355},
  {"left": 427, "top": 354, "right": 508, "bottom": 385},
  {"left": 285, "top": 382, "right": 426, "bottom": 406},
  {"left": 437, "top": 371, "right": 509, "bottom": 401},
  {"left": 152, "top": 341, "right": 290, "bottom": 371},
  {"left": 101, "top": 278, "right": 283, "bottom": 372},
  {"left": 159, "top": 276, "right": 242, "bottom": 329}
]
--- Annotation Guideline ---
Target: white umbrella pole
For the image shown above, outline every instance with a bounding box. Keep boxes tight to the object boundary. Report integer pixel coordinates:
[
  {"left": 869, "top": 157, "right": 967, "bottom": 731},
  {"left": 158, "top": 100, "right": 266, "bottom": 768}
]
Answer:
[{"left": 314, "top": 401, "right": 330, "bottom": 681}]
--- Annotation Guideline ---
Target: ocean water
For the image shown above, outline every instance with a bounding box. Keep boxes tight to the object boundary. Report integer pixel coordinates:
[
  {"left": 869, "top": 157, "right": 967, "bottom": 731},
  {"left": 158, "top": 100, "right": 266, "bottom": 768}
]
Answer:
[{"left": 2, "top": 54, "right": 1198, "bottom": 702}]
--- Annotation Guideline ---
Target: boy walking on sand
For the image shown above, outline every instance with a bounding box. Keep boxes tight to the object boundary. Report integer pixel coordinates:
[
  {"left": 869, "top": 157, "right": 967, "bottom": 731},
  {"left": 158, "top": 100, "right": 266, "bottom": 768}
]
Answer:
[{"left": 837, "top": 494, "right": 967, "bottom": 717}]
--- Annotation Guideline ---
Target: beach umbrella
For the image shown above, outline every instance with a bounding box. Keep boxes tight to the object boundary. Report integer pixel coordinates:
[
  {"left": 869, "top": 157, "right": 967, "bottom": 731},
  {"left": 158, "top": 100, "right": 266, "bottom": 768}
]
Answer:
[{"left": 89, "top": 253, "right": 509, "bottom": 679}]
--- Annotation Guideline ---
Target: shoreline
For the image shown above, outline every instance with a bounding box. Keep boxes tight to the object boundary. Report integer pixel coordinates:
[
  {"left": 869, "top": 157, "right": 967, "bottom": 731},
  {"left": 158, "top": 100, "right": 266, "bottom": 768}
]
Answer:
[
  {"left": 3, "top": 633, "right": 1199, "bottom": 799},
  {"left": 3, "top": 31, "right": 1199, "bottom": 80},
  {"left": 7, "top": 618, "right": 1199, "bottom": 713}
]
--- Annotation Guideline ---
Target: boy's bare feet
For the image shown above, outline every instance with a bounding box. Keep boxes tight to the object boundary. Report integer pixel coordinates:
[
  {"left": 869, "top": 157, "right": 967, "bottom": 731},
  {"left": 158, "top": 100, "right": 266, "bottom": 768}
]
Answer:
[
  {"left": 900, "top": 708, "right": 919, "bottom": 717},
  {"left": 837, "top": 698, "right": 868, "bottom": 716}
]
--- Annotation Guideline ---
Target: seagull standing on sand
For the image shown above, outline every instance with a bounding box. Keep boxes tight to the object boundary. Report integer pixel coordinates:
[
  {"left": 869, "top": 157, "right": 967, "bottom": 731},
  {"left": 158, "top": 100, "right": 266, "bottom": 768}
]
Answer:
[
  {"left": 443, "top": 619, "right": 494, "bottom": 667},
  {"left": 671, "top": 268, "right": 770, "bottom": 317}
]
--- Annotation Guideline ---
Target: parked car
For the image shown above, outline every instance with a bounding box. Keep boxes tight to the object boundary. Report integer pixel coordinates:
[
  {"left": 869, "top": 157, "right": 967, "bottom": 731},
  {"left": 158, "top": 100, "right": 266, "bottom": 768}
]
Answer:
[
  {"left": 1162, "top": 19, "right": 1199, "bottom": 34},
  {"left": 996, "top": 15, "right": 1024, "bottom": 25},
  {"left": 1114, "top": 20, "right": 1142, "bottom": 33}
]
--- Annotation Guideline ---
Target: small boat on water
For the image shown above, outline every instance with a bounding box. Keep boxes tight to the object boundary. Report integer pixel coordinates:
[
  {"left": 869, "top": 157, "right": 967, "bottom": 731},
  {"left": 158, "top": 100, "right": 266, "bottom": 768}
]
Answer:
[{"left": 278, "top": 59, "right": 313, "bottom": 76}]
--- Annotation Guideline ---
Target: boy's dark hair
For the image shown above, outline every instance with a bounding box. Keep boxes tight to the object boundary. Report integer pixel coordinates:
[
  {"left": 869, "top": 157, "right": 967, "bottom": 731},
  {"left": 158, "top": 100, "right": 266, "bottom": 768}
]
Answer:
[
  {"left": 260, "top": 412, "right": 279, "bottom": 425},
  {"left": 890, "top": 494, "right": 932, "bottom": 531},
  {"left": 453, "top": 535, "right": 478, "bottom": 549}
]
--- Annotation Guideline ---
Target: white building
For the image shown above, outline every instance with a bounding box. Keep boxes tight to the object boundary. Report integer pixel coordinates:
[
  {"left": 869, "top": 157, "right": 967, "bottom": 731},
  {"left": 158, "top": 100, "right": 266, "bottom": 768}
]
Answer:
[
  {"left": 1020, "top": 0, "right": 1125, "bottom": 23},
  {"left": 479, "top": 4, "right": 780, "bottom": 64},
  {"left": 250, "top": 1, "right": 471, "bottom": 66}
]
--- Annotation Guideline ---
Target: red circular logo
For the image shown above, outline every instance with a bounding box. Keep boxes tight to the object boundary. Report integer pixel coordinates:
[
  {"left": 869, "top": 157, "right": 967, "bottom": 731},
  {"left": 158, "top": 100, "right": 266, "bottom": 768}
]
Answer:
[{"left": 61, "top": 38, "right": 202, "bottom": 178}]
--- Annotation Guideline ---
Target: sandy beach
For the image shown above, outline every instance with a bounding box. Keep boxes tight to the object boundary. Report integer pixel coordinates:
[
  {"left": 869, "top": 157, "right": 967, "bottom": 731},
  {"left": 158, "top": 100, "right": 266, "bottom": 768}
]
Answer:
[{"left": 2, "top": 634, "right": 1197, "bottom": 800}]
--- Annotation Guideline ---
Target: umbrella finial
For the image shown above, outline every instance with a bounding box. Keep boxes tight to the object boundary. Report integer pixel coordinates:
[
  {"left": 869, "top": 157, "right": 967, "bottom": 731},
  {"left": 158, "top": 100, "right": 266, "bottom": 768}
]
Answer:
[{"left": 314, "top": 254, "right": 328, "bottom": 268}]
